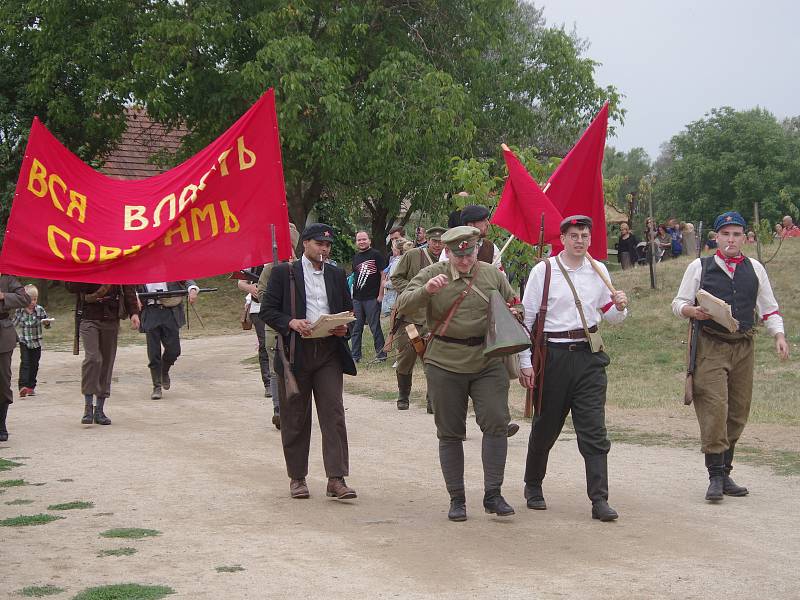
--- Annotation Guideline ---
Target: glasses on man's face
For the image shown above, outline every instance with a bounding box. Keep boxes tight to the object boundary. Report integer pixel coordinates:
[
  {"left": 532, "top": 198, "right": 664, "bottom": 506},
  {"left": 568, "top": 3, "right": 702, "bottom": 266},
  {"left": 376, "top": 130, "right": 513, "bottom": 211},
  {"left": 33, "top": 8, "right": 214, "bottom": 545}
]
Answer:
[{"left": 566, "top": 233, "right": 591, "bottom": 242}]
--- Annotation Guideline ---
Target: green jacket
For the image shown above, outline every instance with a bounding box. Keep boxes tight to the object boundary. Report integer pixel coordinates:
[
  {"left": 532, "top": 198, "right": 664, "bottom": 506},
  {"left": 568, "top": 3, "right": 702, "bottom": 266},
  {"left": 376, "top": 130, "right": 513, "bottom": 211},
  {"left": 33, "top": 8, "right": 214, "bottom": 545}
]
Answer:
[
  {"left": 396, "top": 260, "right": 518, "bottom": 373},
  {"left": 390, "top": 246, "right": 439, "bottom": 324}
]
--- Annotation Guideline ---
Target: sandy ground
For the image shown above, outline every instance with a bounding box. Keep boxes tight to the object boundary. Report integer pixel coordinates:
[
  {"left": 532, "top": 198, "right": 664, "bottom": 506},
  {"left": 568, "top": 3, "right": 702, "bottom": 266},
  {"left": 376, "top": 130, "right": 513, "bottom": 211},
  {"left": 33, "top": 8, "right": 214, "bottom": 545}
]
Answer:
[{"left": 2, "top": 333, "right": 799, "bottom": 599}]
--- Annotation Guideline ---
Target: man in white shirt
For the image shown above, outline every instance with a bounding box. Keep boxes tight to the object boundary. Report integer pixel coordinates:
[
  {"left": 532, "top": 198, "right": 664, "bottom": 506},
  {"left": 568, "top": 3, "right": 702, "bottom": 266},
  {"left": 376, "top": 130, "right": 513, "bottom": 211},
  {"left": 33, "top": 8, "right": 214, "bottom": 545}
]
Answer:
[
  {"left": 519, "top": 215, "right": 628, "bottom": 521},
  {"left": 672, "top": 210, "right": 788, "bottom": 502}
]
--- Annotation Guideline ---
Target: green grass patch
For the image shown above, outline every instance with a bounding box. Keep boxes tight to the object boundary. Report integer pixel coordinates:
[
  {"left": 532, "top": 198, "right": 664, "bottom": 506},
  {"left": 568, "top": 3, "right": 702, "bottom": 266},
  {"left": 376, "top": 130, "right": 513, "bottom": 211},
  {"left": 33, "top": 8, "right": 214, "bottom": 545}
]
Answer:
[
  {"left": 215, "top": 565, "right": 245, "bottom": 573},
  {"left": 100, "top": 528, "right": 161, "bottom": 539},
  {"left": 5, "top": 499, "right": 34, "bottom": 505},
  {"left": 72, "top": 584, "right": 174, "bottom": 600},
  {"left": 0, "top": 479, "right": 25, "bottom": 487},
  {"left": 17, "top": 585, "right": 65, "bottom": 597},
  {"left": 0, "top": 513, "right": 64, "bottom": 527},
  {"left": 0, "top": 458, "right": 23, "bottom": 471},
  {"left": 48, "top": 501, "right": 94, "bottom": 511},
  {"left": 98, "top": 547, "right": 138, "bottom": 557}
]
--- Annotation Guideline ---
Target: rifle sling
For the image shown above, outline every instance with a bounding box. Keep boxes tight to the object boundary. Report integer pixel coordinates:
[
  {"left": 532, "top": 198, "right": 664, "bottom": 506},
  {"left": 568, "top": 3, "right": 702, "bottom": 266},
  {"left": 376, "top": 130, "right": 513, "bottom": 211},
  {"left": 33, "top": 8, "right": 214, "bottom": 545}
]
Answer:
[
  {"left": 532, "top": 259, "right": 552, "bottom": 415},
  {"left": 687, "top": 256, "right": 713, "bottom": 374},
  {"left": 432, "top": 262, "right": 480, "bottom": 339}
]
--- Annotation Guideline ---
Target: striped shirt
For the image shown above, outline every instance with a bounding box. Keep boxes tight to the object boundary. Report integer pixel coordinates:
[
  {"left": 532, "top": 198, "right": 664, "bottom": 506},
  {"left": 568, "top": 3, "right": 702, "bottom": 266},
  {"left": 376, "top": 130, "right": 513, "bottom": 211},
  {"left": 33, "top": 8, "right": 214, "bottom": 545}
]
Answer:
[{"left": 13, "top": 305, "right": 48, "bottom": 349}]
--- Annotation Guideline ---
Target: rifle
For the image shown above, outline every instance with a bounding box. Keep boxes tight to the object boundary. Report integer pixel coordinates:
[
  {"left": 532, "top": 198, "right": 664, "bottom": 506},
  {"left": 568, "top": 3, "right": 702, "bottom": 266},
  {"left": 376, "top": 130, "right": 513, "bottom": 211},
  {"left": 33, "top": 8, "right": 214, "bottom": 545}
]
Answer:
[
  {"left": 684, "top": 255, "right": 709, "bottom": 405},
  {"left": 272, "top": 223, "right": 301, "bottom": 401},
  {"left": 229, "top": 269, "right": 261, "bottom": 283},
  {"left": 524, "top": 212, "right": 547, "bottom": 418},
  {"left": 136, "top": 287, "right": 217, "bottom": 302},
  {"left": 73, "top": 294, "right": 83, "bottom": 355}
]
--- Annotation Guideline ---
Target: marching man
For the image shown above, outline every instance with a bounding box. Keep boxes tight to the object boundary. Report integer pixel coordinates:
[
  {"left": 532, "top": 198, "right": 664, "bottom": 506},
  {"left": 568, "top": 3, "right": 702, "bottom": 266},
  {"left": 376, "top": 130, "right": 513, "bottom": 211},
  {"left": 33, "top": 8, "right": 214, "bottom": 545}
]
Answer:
[{"left": 672, "top": 211, "right": 789, "bottom": 502}]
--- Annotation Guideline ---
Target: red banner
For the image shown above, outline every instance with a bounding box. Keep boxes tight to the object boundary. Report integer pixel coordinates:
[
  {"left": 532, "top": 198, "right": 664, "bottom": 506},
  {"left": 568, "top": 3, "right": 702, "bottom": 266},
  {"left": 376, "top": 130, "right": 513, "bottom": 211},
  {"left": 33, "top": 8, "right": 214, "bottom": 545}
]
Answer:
[{"left": 0, "top": 89, "right": 291, "bottom": 283}]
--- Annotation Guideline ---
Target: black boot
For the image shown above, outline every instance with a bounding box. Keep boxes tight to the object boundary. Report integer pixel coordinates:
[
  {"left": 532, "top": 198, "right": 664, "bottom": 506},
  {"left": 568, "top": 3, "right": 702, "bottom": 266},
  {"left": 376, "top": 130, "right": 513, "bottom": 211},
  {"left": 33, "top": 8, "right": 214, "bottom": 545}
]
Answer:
[
  {"left": 150, "top": 368, "right": 162, "bottom": 400},
  {"left": 482, "top": 434, "right": 514, "bottom": 516},
  {"left": 0, "top": 402, "right": 9, "bottom": 442},
  {"left": 705, "top": 452, "right": 725, "bottom": 502},
  {"left": 585, "top": 454, "right": 618, "bottom": 521},
  {"left": 161, "top": 364, "right": 171, "bottom": 390},
  {"left": 723, "top": 445, "right": 748, "bottom": 496},
  {"left": 426, "top": 394, "right": 433, "bottom": 414},
  {"left": 440, "top": 439, "right": 466, "bottom": 521},
  {"left": 507, "top": 422, "right": 520, "bottom": 437},
  {"left": 524, "top": 482, "right": 547, "bottom": 510},
  {"left": 396, "top": 373, "right": 412, "bottom": 410},
  {"left": 81, "top": 396, "right": 93, "bottom": 425},
  {"left": 94, "top": 397, "right": 112, "bottom": 425}
]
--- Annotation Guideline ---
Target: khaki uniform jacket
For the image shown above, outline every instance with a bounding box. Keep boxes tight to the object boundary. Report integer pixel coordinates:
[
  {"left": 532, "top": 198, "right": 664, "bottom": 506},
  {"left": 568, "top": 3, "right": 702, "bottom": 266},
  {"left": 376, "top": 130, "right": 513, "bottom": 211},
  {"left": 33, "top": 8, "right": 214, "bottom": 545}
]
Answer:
[
  {"left": 396, "top": 260, "right": 518, "bottom": 373},
  {"left": 390, "top": 247, "right": 438, "bottom": 324},
  {"left": 0, "top": 275, "right": 30, "bottom": 353}
]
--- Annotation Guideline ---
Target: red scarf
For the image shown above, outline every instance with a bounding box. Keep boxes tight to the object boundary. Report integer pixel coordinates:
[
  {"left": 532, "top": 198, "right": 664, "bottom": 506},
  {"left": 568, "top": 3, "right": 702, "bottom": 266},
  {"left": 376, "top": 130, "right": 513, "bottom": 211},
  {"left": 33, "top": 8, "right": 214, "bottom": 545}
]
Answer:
[{"left": 716, "top": 249, "right": 745, "bottom": 273}]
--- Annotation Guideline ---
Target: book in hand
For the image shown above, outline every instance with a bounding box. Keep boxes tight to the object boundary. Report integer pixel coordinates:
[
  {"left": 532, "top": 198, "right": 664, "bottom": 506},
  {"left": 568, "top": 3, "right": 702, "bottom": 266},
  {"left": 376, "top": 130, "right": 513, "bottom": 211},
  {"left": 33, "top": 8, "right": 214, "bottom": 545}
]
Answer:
[
  {"left": 306, "top": 312, "right": 356, "bottom": 338},
  {"left": 696, "top": 289, "right": 739, "bottom": 333}
]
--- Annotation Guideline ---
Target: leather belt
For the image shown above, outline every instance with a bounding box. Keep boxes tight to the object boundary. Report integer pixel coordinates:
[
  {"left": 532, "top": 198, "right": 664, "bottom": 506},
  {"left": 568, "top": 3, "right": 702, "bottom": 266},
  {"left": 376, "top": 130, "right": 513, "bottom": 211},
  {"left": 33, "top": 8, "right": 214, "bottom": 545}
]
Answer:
[
  {"left": 547, "top": 341, "right": 590, "bottom": 352},
  {"left": 545, "top": 325, "right": 597, "bottom": 339},
  {"left": 434, "top": 334, "right": 485, "bottom": 347}
]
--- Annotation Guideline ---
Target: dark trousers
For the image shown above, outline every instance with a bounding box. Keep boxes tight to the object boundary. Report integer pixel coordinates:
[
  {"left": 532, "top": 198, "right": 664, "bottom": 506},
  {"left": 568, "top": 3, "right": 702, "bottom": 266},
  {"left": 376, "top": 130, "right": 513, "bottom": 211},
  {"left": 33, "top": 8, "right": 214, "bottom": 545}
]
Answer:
[
  {"left": 143, "top": 306, "right": 181, "bottom": 371},
  {"left": 280, "top": 337, "right": 349, "bottom": 479},
  {"left": 80, "top": 319, "right": 119, "bottom": 398},
  {"left": 351, "top": 298, "right": 386, "bottom": 361},
  {"left": 18, "top": 344, "right": 42, "bottom": 390},
  {"left": 0, "top": 349, "right": 13, "bottom": 405},
  {"left": 524, "top": 346, "right": 611, "bottom": 485},
  {"left": 250, "top": 313, "right": 272, "bottom": 388}
]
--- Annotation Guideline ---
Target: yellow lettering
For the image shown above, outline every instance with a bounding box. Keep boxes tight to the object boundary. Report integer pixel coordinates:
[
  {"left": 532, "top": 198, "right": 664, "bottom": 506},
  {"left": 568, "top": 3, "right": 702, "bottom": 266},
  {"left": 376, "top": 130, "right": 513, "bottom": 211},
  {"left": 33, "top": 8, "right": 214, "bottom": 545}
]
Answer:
[
  {"left": 217, "top": 149, "right": 231, "bottom": 176},
  {"left": 220, "top": 200, "right": 240, "bottom": 233},
  {"left": 190, "top": 204, "right": 219, "bottom": 240},
  {"left": 124, "top": 205, "right": 149, "bottom": 231},
  {"left": 27, "top": 158, "right": 48, "bottom": 198},
  {"left": 153, "top": 194, "right": 176, "bottom": 228},
  {"left": 163, "top": 217, "right": 190, "bottom": 246},
  {"left": 178, "top": 184, "right": 198, "bottom": 212},
  {"left": 47, "top": 225, "right": 70, "bottom": 259},
  {"left": 237, "top": 136, "right": 256, "bottom": 171},
  {"left": 123, "top": 245, "right": 140, "bottom": 257},
  {"left": 47, "top": 174, "right": 66, "bottom": 211},
  {"left": 98, "top": 246, "right": 122, "bottom": 263},
  {"left": 71, "top": 237, "right": 96, "bottom": 264},
  {"left": 197, "top": 167, "right": 213, "bottom": 191},
  {"left": 66, "top": 190, "right": 87, "bottom": 223}
]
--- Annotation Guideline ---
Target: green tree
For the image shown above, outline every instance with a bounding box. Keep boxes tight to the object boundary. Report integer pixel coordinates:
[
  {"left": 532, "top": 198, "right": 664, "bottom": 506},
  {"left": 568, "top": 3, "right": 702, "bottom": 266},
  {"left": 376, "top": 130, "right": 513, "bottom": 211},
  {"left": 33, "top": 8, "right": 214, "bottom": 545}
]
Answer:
[
  {"left": 653, "top": 107, "right": 800, "bottom": 226},
  {"left": 602, "top": 146, "right": 652, "bottom": 210}
]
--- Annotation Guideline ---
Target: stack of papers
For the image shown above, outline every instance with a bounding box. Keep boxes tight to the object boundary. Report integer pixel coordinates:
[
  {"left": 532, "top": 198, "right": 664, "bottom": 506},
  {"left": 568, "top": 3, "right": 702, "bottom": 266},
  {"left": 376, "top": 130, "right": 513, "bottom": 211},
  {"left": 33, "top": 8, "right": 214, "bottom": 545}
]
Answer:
[{"left": 696, "top": 290, "right": 739, "bottom": 333}]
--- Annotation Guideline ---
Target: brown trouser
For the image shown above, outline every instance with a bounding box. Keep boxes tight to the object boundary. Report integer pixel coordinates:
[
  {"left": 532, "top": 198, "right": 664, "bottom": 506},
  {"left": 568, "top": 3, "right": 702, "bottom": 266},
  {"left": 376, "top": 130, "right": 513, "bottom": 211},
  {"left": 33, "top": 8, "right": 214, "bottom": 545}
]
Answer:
[
  {"left": 280, "top": 337, "right": 349, "bottom": 479},
  {"left": 80, "top": 319, "right": 120, "bottom": 398},
  {"left": 394, "top": 322, "right": 427, "bottom": 375},
  {"left": 692, "top": 328, "right": 755, "bottom": 454}
]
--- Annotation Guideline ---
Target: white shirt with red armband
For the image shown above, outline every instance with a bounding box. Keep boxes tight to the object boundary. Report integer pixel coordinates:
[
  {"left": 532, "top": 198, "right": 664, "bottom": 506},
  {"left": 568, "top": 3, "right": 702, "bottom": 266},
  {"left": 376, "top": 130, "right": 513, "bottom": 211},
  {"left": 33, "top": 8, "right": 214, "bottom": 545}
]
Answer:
[
  {"left": 671, "top": 254, "right": 784, "bottom": 336},
  {"left": 519, "top": 253, "right": 627, "bottom": 369}
]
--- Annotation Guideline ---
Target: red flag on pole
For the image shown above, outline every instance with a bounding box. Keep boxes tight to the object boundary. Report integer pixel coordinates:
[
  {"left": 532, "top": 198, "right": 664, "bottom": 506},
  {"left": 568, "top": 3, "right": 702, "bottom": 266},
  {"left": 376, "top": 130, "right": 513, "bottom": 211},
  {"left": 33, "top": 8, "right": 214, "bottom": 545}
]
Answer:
[
  {"left": 546, "top": 102, "right": 609, "bottom": 259},
  {"left": 492, "top": 147, "right": 563, "bottom": 245}
]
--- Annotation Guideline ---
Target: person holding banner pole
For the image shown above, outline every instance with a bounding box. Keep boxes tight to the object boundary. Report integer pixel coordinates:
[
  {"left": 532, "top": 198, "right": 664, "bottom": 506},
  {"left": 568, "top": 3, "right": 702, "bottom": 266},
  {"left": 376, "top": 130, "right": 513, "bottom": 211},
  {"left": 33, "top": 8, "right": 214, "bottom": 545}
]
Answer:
[
  {"left": 65, "top": 283, "right": 140, "bottom": 426},
  {"left": 0, "top": 275, "right": 31, "bottom": 442}
]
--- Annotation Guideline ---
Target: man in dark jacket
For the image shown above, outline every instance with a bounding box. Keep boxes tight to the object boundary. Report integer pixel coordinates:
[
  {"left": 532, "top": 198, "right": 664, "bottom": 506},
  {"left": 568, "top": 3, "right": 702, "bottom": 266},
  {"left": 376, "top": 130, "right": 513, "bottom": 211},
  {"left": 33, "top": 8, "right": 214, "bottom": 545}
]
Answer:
[
  {"left": 261, "top": 223, "right": 358, "bottom": 501},
  {"left": 0, "top": 275, "right": 31, "bottom": 441}
]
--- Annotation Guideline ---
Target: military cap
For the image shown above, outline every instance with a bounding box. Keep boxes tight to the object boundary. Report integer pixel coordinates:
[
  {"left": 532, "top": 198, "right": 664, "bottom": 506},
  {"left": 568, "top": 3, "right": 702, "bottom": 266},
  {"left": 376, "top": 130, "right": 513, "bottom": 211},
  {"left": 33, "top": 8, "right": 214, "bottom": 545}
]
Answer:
[
  {"left": 425, "top": 226, "right": 447, "bottom": 240},
  {"left": 301, "top": 223, "right": 335, "bottom": 242},
  {"left": 460, "top": 204, "right": 490, "bottom": 224},
  {"left": 560, "top": 215, "right": 593, "bottom": 233},
  {"left": 713, "top": 211, "right": 746, "bottom": 232},
  {"left": 442, "top": 226, "right": 481, "bottom": 256}
]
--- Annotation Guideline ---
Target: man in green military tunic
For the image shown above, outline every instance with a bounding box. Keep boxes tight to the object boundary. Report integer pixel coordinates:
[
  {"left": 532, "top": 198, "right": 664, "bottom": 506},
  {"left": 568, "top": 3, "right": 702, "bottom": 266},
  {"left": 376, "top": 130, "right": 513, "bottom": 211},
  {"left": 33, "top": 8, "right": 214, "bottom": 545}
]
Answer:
[
  {"left": 389, "top": 226, "right": 446, "bottom": 411},
  {"left": 396, "top": 226, "right": 521, "bottom": 522}
]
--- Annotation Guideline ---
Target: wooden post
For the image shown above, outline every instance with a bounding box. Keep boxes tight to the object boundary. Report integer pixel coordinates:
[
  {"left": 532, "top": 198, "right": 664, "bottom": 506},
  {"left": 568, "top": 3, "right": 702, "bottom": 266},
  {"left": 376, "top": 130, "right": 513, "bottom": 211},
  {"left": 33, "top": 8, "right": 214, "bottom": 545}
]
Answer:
[{"left": 754, "top": 202, "right": 762, "bottom": 263}]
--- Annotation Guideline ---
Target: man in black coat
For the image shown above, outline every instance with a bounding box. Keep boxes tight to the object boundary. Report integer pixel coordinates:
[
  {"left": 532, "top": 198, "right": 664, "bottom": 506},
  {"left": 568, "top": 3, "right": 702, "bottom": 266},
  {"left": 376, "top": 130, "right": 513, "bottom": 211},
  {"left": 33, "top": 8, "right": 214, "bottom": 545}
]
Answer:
[{"left": 261, "top": 223, "right": 358, "bottom": 501}]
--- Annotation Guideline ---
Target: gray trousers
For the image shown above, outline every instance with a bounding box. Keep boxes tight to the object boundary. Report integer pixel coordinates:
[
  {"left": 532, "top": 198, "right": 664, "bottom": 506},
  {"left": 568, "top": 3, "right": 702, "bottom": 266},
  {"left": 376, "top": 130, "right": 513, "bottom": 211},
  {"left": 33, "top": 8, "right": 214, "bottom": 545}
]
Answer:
[
  {"left": 251, "top": 313, "right": 278, "bottom": 411},
  {"left": 351, "top": 298, "right": 386, "bottom": 361}
]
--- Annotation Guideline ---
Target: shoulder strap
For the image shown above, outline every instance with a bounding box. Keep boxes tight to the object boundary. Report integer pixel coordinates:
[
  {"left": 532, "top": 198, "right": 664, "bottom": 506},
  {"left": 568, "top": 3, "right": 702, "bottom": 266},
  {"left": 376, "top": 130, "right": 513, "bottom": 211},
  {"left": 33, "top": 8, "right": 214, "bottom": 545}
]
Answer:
[
  {"left": 554, "top": 256, "right": 592, "bottom": 338},
  {"left": 288, "top": 265, "right": 297, "bottom": 366},
  {"left": 433, "top": 262, "right": 479, "bottom": 338}
]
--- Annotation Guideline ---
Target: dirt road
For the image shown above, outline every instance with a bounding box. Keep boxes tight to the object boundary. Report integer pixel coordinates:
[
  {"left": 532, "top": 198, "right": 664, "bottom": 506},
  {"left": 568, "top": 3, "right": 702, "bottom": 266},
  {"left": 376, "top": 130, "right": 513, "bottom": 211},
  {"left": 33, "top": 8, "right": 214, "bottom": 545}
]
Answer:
[{"left": 2, "top": 333, "right": 799, "bottom": 599}]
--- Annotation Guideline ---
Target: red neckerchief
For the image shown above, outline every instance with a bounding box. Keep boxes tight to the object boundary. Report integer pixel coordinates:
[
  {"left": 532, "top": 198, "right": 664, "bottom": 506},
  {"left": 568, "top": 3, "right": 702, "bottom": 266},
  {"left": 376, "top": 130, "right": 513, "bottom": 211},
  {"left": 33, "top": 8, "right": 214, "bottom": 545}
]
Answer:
[{"left": 716, "top": 249, "right": 745, "bottom": 273}]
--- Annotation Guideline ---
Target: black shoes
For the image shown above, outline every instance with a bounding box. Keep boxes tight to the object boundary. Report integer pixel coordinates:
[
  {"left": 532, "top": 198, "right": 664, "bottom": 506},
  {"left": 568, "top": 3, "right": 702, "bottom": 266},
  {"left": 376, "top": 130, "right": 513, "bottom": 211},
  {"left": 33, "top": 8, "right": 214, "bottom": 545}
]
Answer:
[
  {"left": 396, "top": 373, "right": 412, "bottom": 410},
  {"left": 93, "top": 398, "right": 111, "bottom": 426},
  {"left": 161, "top": 366, "right": 171, "bottom": 390},
  {"left": 272, "top": 413, "right": 281, "bottom": 430},
  {"left": 483, "top": 491, "right": 515, "bottom": 516},
  {"left": 507, "top": 423, "right": 519, "bottom": 437},
  {"left": 705, "top": 453, "right": 725, "bottom": 502},
  {"left": 448, "top": 497, "right": 467, "bottom": 522},
  {"left": 723, "top": 474, "right": 748, "bottom": 497},
  {"left": 524, "top": 483, "right": 547, "bottom": 510},
  {"left": 591, "top": 500, "right": 619, "bottom": 521}
]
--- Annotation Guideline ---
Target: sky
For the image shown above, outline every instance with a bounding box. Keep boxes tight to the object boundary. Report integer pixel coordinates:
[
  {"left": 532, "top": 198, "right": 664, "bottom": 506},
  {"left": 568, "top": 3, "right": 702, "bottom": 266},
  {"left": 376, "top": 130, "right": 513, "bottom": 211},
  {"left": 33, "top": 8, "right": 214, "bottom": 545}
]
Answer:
[{"left": 538, "top": 0, "right": 800, "bottom": 160}]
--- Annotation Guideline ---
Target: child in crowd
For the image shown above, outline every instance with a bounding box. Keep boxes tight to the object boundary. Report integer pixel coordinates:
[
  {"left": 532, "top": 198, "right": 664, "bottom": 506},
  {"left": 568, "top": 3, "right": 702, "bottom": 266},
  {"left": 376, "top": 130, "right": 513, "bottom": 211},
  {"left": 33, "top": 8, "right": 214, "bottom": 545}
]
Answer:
[{"left": 12, "top": 284, "right": 51, "bottom": 397}]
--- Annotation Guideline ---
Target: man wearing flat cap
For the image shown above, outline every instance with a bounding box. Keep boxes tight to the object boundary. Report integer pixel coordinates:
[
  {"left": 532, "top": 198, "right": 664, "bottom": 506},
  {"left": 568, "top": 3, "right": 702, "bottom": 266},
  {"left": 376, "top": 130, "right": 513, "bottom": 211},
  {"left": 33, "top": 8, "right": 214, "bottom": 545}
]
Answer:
[
  {"left": 672, "top": 210, "right": 788, "bottom": 502},
  {"left": 518, "top": 215, "right": 628, "bottom": 522},
  {"left": 396, "top": 226, "right": 522, "bottom": 522},
  {"left": 389, "top": 226, "right": 447, "bottom": 412},
  {"left": 261, "top": 223, "right": 358, "bottom": 502}
]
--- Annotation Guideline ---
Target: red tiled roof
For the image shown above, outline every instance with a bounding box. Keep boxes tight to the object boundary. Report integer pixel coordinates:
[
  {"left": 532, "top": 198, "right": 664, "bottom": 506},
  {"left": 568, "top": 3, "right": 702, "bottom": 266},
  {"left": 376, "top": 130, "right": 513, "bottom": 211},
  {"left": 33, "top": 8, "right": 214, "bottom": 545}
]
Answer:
[{"left": 100, "top": 107, "right": 187, "bottom": 180}]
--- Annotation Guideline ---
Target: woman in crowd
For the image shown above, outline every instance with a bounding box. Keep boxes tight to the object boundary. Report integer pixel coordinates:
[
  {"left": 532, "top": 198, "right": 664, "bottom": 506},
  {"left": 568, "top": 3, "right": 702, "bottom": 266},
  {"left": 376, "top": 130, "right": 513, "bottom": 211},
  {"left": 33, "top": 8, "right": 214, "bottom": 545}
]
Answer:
[
  {"left": 655, "top": 224, "right": 672, "bottom": 262},
  {"left": 615, "top": 222, "right": 639, "bottom": 269}
]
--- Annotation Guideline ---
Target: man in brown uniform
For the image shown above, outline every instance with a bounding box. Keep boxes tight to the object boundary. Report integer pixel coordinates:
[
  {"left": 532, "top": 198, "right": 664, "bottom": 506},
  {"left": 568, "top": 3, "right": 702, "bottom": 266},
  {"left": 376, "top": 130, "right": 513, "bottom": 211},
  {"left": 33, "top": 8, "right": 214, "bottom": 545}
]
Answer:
[
  {"left": 65, "top": 283, "right": 140, "bottom": 425},
  {"left": 389, "top": 226, "right": 446, "bottom": 411},
  {"left": 397, "top": 226, "right": 521, "bottom": 522},
  {"left": 0, "top": 275, "right": 31, "bottom": 441}
]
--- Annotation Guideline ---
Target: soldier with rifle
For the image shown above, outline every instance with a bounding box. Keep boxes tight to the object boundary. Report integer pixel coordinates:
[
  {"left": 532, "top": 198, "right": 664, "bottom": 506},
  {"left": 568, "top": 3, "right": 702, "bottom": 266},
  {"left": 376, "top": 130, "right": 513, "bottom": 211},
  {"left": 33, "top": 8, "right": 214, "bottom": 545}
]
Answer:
[
  {"left": 0, "top": 274, "right": 30, "bottom": 442},
  {"left": 388, "top": 225, "right": 446, "bottom": 411},
  {"left": 672, "top": 211, "right": 788, "bottom": 502},
  {"left": 65, "top": 282, "right": 140, "bottom": 425}
]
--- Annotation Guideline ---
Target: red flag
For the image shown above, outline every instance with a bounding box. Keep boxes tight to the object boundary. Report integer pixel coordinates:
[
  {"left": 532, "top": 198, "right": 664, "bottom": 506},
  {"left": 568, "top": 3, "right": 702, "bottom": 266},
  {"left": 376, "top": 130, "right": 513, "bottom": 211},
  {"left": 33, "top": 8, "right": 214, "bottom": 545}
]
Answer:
[
  {"left": 546, "top": 102, "right": 609, "bottom": 259},
  {"left": 0, "top": 90, "right": 292, "bottom": 283},
  {"left": 492, "top": 147, "right": 563, "bottom": 245}
]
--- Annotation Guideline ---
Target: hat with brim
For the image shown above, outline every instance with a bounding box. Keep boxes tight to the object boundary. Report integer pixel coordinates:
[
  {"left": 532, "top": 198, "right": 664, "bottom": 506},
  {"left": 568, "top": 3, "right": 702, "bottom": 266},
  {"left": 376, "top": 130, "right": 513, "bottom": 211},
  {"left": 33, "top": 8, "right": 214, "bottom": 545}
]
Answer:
[
  {"left": 560, "top": 215, "right": 593, "bottom": 233},
  {"left": 713, "top": 211, "right": 746, "bottom": 232},
  {"left": 426, "top": 226, "right": 447, "bottom": 240},
  {"left": 442, "top": 226, "right": 480, "bottom": 257},
  {"left": 301, "top": 223, "right": 335, "bottom": 242}
]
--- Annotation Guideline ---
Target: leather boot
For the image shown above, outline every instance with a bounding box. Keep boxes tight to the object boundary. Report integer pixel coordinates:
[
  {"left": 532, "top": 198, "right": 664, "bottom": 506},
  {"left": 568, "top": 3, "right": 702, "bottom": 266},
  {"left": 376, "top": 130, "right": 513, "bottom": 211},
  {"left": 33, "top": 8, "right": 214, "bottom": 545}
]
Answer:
[
  {"left": 426, "top": 394, "right": 433, "bottom": 414},
  {"left": 161, "top": 364, "right": 171, "bottom": 390},
  {"left": 723, "top": 445, "right": 748, "bottom": 496},
  {"left": 585, "top": 454, "right": 619, "bottom": 521},
  {"left": 326, "top": 477, "right": 357, "bottom": 499},
  {"left": 81, "top": 396, "right": 94, "bottom": 424},
  {"left": 150, "top": 368, "right": 162, "bottom": 400},
  {"left": 94, "top": 397, "right": 112, "bottom": 425},
  {"left": 440, "top": 439, "right": 466, "bottom": 521},
  {"left": 396, "top": 373, "right": 412, "bottom": 410},
  {"left": 524, "top": 482, "right": 547, "bottom": 510},
  {"left": 705, "top": 452, "right": 725, "bottom": 502},
  {"left": 507, "top": 422, "right": 520, "bottom": 437},
  {"left": 482, "top": 434, "right": 514, "bottom": 516},
  {"left": 0, "top": 402, "right": 9, "bottom": 442}
]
